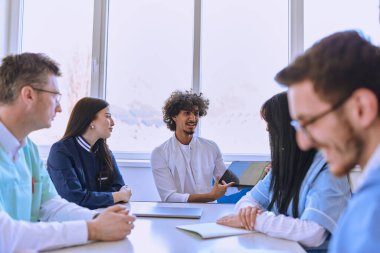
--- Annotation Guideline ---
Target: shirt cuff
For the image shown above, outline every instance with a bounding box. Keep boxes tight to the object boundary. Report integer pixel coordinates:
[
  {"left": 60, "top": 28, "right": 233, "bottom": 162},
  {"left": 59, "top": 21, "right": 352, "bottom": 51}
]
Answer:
[
  {"left": 182, "top": 193, "right": 191, "bottom": 202},
  {"left": 166, "top": 192, "right": 190, "bottom": 203},
  {"left": 64, "top": 221, "right": 89, "bottom": 245}
]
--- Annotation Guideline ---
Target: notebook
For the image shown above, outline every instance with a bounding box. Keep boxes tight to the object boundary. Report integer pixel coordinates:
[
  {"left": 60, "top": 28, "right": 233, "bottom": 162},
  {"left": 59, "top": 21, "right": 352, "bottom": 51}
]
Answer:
[
  {"left": 132, "top": 206, "right": 202, "bottom": 219},
  {"left": 177, "top": 222, "right": 255, "bottom": 239},
  {"left": 226, "top": 161, "right": 271, "bottom": 187}
]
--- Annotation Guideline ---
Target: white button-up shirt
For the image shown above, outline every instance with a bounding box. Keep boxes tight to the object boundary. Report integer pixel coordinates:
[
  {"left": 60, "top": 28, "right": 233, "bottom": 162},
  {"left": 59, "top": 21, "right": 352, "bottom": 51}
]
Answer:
[{"left": 151, "top": 135, "right": 227, "bottom": 202}]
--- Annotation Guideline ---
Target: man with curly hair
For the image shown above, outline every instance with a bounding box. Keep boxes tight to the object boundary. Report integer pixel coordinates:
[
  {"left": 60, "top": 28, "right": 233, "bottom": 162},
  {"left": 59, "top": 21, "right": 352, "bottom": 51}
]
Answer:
[{"left": 151, "top": 90, "right": 235, "bottom": 202}]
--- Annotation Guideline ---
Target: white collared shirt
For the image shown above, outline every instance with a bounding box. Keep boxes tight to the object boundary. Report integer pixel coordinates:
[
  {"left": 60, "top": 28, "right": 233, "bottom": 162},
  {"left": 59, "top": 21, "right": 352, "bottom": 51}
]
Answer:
[
  {"left": 151, "top": 135, "right": 227, "bottom": 202},
  {"left": 355, "top": 145, "right": 380, "bottom": 191},
  {"left": 0, "top": 121, "right": 26, "bottom": 161}
]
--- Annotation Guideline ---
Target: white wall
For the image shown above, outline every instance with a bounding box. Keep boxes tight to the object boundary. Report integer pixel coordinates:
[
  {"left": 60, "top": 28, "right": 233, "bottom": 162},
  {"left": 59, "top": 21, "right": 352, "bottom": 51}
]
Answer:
[
  {"left": 119, "top": 166, "right": 161, "bottom": 202},
  {"left": 118, "top": 165, "right": 362, "bottom": 202}
]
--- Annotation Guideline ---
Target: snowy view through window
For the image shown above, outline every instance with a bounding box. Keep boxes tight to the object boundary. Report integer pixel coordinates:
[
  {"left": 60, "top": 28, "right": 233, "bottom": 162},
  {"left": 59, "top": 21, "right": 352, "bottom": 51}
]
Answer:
[{"left": 24, "top": 0, "right": 380, "bottom": 157}]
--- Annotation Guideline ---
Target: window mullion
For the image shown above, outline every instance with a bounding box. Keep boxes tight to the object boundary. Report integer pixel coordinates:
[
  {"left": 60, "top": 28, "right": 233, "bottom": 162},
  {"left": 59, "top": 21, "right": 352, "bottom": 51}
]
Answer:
[
  {"left": 4, "top": 0, "right": 23, "bottom": 56},
  {"left": 289, "top": 0, "right": 304, "bottom": 62},
  {"left": 193, "top": 0, "right": 202, "bottom": 137},
  {"left": 192, "top": 0, "right": 202, "bottom": 94},
  {"left": 91, "top": 0, "right": 109, "bottom": 99}
]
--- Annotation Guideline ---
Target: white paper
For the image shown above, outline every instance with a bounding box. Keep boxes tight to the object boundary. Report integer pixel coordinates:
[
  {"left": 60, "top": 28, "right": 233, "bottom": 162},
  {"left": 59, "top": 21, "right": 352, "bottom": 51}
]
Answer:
[{"left": 177, "top": 222, "right": 255, "bottom": 239}]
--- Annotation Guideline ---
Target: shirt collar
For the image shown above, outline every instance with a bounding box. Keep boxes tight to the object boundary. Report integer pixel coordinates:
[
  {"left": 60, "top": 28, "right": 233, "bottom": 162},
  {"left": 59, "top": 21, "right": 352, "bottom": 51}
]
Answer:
[
  {"left": 356, "top": 144, "right": 380, "bottom": 191},
  {"left": 173, "top": 134, "right": 197, "bottom": 148},
  {"left": 0, "top": 121, "right": 26, "bottom": 161},
  {"left": 76, "top": 136, "right": 91, "bottom": 152}
]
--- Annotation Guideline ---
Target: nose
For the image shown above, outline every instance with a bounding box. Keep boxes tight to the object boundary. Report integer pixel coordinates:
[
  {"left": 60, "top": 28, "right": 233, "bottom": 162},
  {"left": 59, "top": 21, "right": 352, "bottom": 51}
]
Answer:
[
  {"left": 110, "top": 117, "right": 115, "bottom": 126},
  {"left": 56, "top": 103, "right": 62, "bottom": 113},
  {"left": 296, "top": 131, "right": 315, "bottom": 151}
]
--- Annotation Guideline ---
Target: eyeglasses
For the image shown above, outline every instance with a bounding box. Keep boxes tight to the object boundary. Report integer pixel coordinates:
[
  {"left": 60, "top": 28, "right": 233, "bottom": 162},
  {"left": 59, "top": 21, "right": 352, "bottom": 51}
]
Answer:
[
  {"left": 290, "top": 95, "right": 350, "bottom": 135},
  {"left": 31, "top": 87, "right": 62, "bottom": 104}
]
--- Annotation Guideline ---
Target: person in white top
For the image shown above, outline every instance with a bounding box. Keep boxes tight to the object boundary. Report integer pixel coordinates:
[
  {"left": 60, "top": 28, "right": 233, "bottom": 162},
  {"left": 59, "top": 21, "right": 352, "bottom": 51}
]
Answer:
[
  {"left": 0, "top": 53, "right": 135, "bottom": 253},
  {"left": 217, "top": 92, "right": 350, "bottom": 251},
  {"left": 151, "top": 90, "right": 235, "bottom": 203}
]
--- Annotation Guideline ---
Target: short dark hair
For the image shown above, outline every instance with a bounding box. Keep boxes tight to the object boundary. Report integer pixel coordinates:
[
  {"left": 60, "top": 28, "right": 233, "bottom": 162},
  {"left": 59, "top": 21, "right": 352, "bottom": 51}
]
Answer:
[
  {"left": 275, "top": 31, "right": 380, "bottom": 105},
  {"left": 0, "top": 52, "right": 61, "bottom": 104},
  {"left": 163, "top": 90, "right": 209, "bottom": 131}
]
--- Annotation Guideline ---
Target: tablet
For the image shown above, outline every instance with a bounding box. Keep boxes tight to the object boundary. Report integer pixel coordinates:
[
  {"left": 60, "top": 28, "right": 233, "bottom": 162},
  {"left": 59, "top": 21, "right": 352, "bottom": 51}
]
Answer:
[
  {"left": 132, "top": 206, "right": 202, "bottom": 219},
  {"left": 226, "top": 161, "right": 270, "bottom": 187}
]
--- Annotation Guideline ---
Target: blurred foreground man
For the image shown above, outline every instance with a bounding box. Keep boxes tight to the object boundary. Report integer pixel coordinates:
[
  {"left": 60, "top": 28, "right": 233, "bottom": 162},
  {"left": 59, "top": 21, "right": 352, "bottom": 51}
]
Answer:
[{"left": 276, "top": 31, "right": 380, "bottom": 252}]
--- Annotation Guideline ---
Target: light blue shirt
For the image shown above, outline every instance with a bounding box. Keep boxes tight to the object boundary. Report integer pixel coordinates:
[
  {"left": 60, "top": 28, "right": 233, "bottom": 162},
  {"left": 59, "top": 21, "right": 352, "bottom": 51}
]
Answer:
[
  {"left": 329, "top": 146, "right": 380, "bottom": 253},
  {"left": 0, "top": 122, "right": 57, "bottom": 222},
  {"left": 249, "top": 152, "right": 350, "bottom": 234}
]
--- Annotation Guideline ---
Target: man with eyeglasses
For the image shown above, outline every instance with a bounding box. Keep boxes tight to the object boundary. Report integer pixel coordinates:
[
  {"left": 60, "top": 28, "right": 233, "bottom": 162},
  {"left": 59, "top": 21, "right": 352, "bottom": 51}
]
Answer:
[
  {"left": 0, "top": 53, "right": 135, "bottom": 252},
  {"left": 275, "top": 31, "right": 380, "bottom": 252}
]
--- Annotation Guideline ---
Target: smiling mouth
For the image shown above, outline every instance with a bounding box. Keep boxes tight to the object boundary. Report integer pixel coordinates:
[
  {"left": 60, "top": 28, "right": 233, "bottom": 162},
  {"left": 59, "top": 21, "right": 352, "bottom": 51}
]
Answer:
[{"left": 186, "top": 122, "right": 197, "bottom": 127}]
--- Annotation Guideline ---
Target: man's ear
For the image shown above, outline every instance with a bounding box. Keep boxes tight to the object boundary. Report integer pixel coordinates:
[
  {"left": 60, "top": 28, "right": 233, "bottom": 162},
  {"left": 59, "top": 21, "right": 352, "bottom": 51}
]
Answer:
[
  {"left": 349, "top": 88, "right": 378, "bottom": 128},
  {"left": 19, "top": 86, "right": 37, "bottom": 107},
  {"left": 172, "top": 116, "right": 177, "bottom": 122}
]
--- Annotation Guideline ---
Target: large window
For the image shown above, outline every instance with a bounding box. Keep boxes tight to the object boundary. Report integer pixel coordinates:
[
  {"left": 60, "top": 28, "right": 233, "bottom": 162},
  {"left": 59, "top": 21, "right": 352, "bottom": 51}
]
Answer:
[
  {"left": 201, "top": 0, "right": 287, "bottom": 155},
  {"left": 11, "top": 0, "right": 380, "bottom": 159},
  {"left": 106, "top": 0, "right": 193, "bottom": 153},
  {"left": 106, "top": 0, "right": 287, "bottom": 155},
  {"left": 304, "top": 0, "right": 380, "bottom": 49},
  {"left": 22, "top": 0, "right": 93, "bottom": 145}
]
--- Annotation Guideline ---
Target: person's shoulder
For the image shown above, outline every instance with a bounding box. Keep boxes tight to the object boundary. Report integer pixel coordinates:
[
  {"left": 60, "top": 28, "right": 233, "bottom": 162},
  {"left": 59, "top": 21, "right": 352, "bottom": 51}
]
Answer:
[
  {"left": 358, "top": 168, "right": 380, "bottom": 196},
  {"left": 196, "top": 136, "right": 220, "bottom": 149},
  {"left": 153, "top": 137, "right": 173, "bottom": 152},
  {"left": 307, "top": 151, "right": 328, "bottom": 173},
  {"left": 49, "top": 138, "right": 77, "bottom": 156},
  {"left": 24, "top": 138, "right": 40, "bottom": 156},
  {"left": 196, "top": 136, "right": 216, "bottom": 145},
  {"left": 302, "top": 151, "right": 331, "bottom": 184},
  {"left": 346, "top": 183, "right": 380, "bottom": 226}
]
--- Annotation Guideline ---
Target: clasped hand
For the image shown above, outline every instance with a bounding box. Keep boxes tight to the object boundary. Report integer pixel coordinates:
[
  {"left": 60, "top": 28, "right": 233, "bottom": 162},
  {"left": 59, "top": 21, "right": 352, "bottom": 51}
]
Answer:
[
  {"left": 88, "top": 205, "right": 136, "bottom": 241},
  {"left": 216, "top": 206, "right": 261, "bottom": 231}
]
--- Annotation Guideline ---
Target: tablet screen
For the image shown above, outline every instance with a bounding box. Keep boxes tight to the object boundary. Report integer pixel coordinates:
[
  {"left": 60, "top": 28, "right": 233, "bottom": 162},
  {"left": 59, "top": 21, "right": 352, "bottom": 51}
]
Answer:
[{"left": 226, "top": 161, "right": 270, "bottom": 187}]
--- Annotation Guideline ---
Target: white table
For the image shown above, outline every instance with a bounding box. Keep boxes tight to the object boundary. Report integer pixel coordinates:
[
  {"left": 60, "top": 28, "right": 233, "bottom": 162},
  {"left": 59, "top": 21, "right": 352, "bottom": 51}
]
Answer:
[{"left": 45, "top": 202, "right": 306, "bottom": 253}]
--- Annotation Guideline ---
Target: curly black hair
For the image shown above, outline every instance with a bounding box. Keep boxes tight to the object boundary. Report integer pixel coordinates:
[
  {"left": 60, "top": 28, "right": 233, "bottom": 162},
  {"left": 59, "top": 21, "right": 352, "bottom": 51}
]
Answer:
[{"left": 163, "top": 90, "right": 210, "bottom": 131}]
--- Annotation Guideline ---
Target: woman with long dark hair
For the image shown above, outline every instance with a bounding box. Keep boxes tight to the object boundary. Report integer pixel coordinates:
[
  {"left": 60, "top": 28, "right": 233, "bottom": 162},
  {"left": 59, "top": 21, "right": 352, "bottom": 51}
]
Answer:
[
  {"left": 47, "top": 97, "right": 131, "bottom": 209},
  {"left": 217, "top": 92, "right": 350, "bottom": 251}
]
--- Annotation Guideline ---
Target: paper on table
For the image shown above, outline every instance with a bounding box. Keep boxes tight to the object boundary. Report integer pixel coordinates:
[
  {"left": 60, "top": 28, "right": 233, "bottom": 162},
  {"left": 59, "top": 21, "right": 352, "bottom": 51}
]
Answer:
[{"left": 177, "top": 222, "right": 255, "bottom": 239}]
